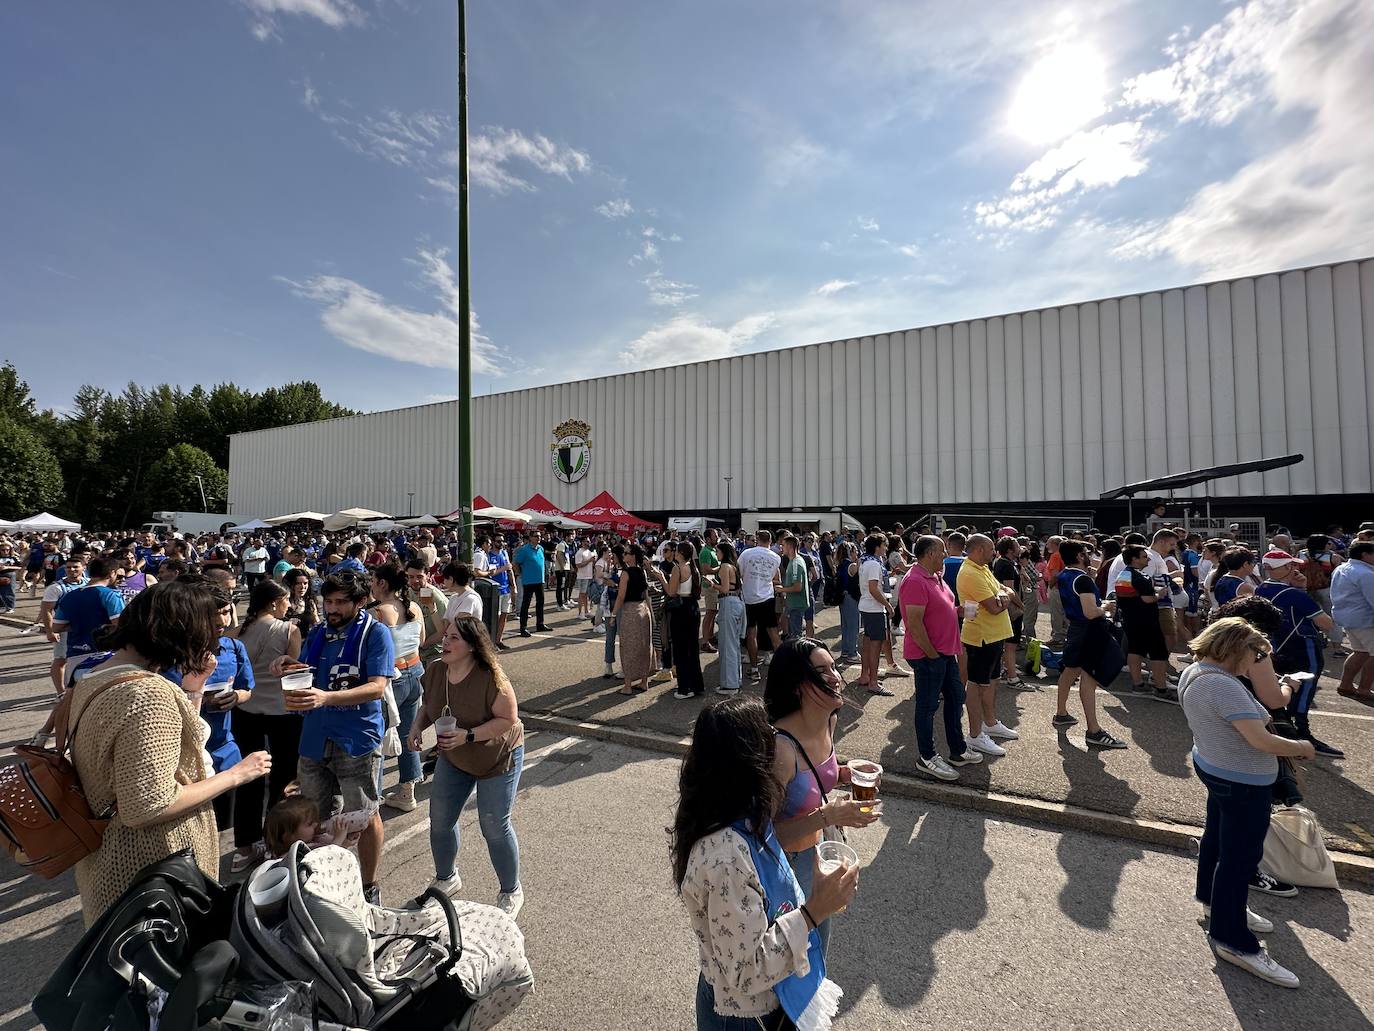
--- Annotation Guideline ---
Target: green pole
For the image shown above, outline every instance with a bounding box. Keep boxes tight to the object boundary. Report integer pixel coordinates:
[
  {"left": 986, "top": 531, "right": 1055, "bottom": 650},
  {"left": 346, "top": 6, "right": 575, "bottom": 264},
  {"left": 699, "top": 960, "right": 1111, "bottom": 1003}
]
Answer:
[{"left": 456, "top": 0, "right": 474, "bottom": 560}]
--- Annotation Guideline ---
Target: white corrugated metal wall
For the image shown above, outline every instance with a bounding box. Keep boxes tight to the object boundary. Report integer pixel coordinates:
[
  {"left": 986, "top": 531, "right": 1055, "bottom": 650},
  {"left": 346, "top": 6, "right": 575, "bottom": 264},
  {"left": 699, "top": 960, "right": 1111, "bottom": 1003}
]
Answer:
[{"left": 229, "top": 259, "right": 1374, "bottom": 519}]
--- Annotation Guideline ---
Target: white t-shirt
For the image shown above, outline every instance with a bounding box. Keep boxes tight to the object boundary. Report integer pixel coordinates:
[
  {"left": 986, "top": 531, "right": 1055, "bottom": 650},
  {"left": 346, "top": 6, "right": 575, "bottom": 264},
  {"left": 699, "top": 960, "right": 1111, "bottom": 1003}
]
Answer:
[
  {"left": 858, "top": 558, "right": 887, "bottom": 612},
  {"left": 553, "top": 542, "right": 570, "bottom": 571},
  {"left": 737, "top": 546, "right": 782, "bottom": 605},
  {"left": 242, "top": 546, "right": 269, "bottom": 574},
  {"left": 444, "top": 587, "right": 483, "bottom": 622},
  {"left": 575, "top": 548, "right": 596, "bottom": 578},
  {"left": 471, "top": 549, "right": 490, "bottom": 574},
  {"left": 44, "top": 577, "right": 87, "bottom": 606}
]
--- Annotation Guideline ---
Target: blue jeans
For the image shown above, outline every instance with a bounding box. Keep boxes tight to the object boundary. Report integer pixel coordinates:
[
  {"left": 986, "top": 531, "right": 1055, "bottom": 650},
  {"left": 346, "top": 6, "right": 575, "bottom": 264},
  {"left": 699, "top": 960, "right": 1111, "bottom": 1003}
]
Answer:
[
  {"left": 839, "top": 596, "right": 860, "bottom": 656},
  {"left": 786, "top": 845, "right": 831, "bottom": 959},
  {"left": 430, "top": 744, "right": 523, "bottom": 893},
  {"left": 695, "top": 974, "right": 787, "bottom": 1030},
  {"left": 0, "top": 574, "right": 14, "bottom": 609},
  {"left": 913, "top": 655, "right": 969, "bottom": 760},
  {"left": 786, "top": 607, "right": 805, "bottom": 638},
  {"left": 392, "top": 663, "right": 424, "bottom": 784},
  {"left": 716, "top": 597, "right": 745, "bottom": 691},
  {"left": 1195, "top": 766, "right": 1273, "bottom": 955},
  {"left": 604, "top": 611, "right": 618, "bottom": 665}
]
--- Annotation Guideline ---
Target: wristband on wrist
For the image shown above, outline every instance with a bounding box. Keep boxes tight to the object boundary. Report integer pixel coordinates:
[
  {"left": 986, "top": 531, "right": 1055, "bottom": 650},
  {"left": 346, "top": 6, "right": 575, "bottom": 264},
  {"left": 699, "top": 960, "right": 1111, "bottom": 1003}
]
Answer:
[{"left": 800, "top": 904, "right": 817, "bottom": 930}]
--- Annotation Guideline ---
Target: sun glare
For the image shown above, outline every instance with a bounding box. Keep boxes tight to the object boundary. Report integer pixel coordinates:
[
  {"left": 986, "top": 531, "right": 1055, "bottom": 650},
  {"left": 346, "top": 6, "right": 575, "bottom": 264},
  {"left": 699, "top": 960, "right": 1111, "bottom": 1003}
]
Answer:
[{"left": 1007, "top": 43, "right": 1108, "bottom": 144}]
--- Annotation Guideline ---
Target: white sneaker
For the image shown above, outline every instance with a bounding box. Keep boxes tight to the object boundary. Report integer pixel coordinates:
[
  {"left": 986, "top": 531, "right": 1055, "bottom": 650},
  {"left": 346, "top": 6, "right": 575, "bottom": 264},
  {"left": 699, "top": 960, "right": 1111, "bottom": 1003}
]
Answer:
[
  {"left": 949, "top": 748, "right": 984, "bottom": 766},
  {"left": 1212, "top": 941, "right": 1299, "bottom": 988},
  {"left": 984, "top": 721, "right": 1019, "bottom": 741},
  {"left": 496, "top": 886, "right": 524, "bottom": 919},
  {"left": 883, "top": 665, "right": 912, "bottom": 678},
  {"left": 1203, "top": 904, "right": 1273, "bottom": 934},
  {"left": 428, "top": 874, "right": 462, "bottom": 897},
  {"left": 382, "top": 781, "right": 418, "bottom": 813},
  {"left": 916, "top": 753, "right": 959, "bottom": 781},
  {"left": 967, "top": 733, "right": 1006, "bottom": 757}
]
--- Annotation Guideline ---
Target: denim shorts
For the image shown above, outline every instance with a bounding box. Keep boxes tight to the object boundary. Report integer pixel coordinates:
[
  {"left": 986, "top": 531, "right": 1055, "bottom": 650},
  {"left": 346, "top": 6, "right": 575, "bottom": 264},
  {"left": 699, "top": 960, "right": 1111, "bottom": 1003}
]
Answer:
[{"left": 297, "top": 742, "right": 381, "bottom": 818}]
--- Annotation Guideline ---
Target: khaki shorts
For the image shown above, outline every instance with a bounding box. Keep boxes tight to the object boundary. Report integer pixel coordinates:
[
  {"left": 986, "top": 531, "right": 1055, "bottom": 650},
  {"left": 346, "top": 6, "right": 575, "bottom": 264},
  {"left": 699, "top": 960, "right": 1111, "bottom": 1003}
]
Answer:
[
  {"left": 1345, "top": 625, "right": 1374, "bottom": 654},
  {"left": 702, "top": 580, "right": 719, "bottom": 609},
  {"left": 1158, "top": 608, "right": 1177, "bottom": 637}
]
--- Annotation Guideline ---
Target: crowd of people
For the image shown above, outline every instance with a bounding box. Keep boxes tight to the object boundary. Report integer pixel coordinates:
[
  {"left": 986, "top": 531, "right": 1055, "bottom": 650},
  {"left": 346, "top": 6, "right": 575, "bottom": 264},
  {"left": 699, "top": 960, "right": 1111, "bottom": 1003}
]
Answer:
[{"left": 4, "top": 505, "right": 1370, "bottom": 1019}]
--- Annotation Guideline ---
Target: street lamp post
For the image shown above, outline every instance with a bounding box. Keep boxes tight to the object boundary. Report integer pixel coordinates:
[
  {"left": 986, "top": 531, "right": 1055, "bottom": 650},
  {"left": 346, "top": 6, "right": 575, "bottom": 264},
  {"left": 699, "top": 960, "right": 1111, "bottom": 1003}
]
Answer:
[
  {"left": 407, "top": 492, "right": 416, "bottom": 518},
  {"left": 194, "top": 474, "right": 208, "bottom": 513},
  {"left": 723, "top": 475, "right": 733, "bottom": 513},
  {"left": 455, "top": 0, "right": 474, "bottom": 560}
]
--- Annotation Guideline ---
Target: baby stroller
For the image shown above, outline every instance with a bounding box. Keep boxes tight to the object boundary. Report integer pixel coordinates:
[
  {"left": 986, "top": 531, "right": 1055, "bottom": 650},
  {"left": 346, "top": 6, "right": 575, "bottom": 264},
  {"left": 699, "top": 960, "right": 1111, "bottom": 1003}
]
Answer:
[
  {"left": 34, "top": 844, "right": 533, "bottom": 1031},
  {"left": 229, "top": 842, "right": 533, "bottom": 1030}
]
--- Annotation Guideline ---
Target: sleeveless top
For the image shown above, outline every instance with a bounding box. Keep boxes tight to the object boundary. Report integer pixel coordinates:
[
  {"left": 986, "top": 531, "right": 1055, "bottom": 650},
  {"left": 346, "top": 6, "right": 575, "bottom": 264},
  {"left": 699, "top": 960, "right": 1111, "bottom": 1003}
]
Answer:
[
  {"left": 840, "top": 560, "right": 860, "bottom": 601},
  {"left": 776, "top": 729, "right": 840, "bottom": 853},
  {"left": 623, "top": 566, "right": 647, "bottom": 602},
  {"left": 389, "top": 615, "right": 422, "bottom": 658},
  {"left": 718, "top": 563, "right": 741, "bottom": 596},
  {"left": 238, "top": 616, "right": 295, "bottom": 716},
  {"left": 676, "top": 563, "right": 694, "bottom": 596},
  {"left": 1213, "top": 574, "right": 1244, "bottom": 607}
]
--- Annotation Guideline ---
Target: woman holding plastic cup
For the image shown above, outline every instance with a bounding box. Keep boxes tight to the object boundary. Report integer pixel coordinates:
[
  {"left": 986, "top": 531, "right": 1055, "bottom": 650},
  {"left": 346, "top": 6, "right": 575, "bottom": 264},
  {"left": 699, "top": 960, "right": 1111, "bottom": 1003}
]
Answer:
[
  {"left": 408, "top": 615, "right": 525, "bottom": 918},
  {"left": 765, "top": 639, "right": 878, "bottom": 960},
  {"left": 674, "top": 695, "right": 857, "bottom": 1030}
]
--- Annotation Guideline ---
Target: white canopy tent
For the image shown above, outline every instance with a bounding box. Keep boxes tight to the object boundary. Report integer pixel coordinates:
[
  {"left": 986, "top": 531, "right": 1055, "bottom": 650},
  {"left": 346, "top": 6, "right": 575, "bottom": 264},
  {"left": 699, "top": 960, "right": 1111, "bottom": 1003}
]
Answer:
[
  {"left": 227, "top": 519, "right": 274, "bottom": 533},
  {"left": 323, "top": 508, "right": 390, "bottom": 531},
  {"left": 14, "top": 512, "right": 82, "bottom": 532},
  {"left": 400, "top": 514, "right": 441, "bottom": 527},
  {"left": 520, "top": 510, "right": 593, "bottom": 530},
  {"left": 265, "top": 511, "right": 329, "bottom": 526},
  {"left": 366, "top": 519, "right": 405, "bottom": 533},
  {"left": 471, "top": 505, "right": 532, "bottom": 524}
]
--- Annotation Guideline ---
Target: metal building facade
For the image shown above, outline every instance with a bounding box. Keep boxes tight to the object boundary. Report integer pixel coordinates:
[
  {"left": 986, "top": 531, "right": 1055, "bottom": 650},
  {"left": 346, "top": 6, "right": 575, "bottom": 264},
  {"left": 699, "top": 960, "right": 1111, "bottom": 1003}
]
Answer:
[{"left": 229, "top": 258, "right": 1374, "bottom": 519}]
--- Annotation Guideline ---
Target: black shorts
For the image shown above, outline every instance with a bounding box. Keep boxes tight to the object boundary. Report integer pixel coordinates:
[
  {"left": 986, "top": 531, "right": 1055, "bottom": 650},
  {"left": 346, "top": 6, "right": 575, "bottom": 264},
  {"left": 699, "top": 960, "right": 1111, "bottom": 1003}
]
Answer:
[
  {"left": 1063, "top": 620, "right": 1109, "bottom": 670},
  {"left": 746, "top": 600, "right": 777, "bottom": 630},
  {"left": 861, "top": 610, "right": 889, "bottom": 641},
  {"left": 1123, "top": 614, "right": 1169, "bottom": 661},
  {"left": 1009, "top": 616, "right": 1024, "bottom": 645},
  {"left": 965, "top": 640, "right": 1006, "bottom": 683}
]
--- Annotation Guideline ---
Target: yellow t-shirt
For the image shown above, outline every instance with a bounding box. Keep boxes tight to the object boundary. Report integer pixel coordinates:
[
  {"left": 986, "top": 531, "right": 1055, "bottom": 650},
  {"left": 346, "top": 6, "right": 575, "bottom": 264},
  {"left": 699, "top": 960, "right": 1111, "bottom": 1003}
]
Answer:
[{"left": 958, "top": 560, "right": 1014, "bottom": 646}]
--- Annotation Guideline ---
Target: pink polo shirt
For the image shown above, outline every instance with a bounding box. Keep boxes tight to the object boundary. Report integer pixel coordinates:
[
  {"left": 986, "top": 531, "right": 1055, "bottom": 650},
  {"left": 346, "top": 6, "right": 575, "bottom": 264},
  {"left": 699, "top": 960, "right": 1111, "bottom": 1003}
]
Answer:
[{"left": 899, "top": 565, "right": 962, "bottom": 660}]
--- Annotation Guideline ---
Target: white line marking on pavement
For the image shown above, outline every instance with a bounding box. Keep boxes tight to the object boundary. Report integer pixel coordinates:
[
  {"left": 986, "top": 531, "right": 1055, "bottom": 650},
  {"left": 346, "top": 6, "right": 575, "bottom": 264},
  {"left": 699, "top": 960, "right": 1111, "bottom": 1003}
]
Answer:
[{"left": 383, "top": 733, "right": 585, "bottom": 854}]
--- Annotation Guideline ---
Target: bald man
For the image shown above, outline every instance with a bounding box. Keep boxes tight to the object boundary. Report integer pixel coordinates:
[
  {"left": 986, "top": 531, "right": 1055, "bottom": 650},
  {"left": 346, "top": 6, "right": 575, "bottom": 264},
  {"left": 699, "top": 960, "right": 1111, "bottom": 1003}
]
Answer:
[{"left": 957, "top": 535, "right": 1019, "bottom": 756}]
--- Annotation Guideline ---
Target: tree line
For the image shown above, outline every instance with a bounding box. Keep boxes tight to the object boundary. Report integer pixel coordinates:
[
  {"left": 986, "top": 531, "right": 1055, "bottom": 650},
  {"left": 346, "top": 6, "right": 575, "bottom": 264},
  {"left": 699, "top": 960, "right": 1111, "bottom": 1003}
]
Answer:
[{"left": 0, "top": 362, "right": 354, "bottom": 529}]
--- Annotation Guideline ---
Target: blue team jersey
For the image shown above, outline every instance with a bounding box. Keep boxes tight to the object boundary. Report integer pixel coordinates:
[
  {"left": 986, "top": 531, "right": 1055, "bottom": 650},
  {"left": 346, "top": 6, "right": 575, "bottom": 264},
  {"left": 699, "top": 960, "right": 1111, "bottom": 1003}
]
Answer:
[
  {"left": 54, "top": 584, "right": 125, "bottom": 656},
  {"left": 297, "top": 619, "right": 394, "bottom": 760},
  {"left": 165, "top": 636, "right": 253, "bottom": 772}
]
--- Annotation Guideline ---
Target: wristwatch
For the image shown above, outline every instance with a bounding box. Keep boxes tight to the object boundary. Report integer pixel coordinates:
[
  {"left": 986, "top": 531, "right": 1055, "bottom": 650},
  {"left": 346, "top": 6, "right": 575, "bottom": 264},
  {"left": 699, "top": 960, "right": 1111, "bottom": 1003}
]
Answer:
[{"left": 465, "top": 728, "right": 476, "bottom": 745}]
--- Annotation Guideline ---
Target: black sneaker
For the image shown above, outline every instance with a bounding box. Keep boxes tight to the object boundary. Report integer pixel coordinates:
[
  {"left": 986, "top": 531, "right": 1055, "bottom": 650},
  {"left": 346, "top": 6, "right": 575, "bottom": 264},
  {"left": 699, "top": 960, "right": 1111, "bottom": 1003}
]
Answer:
[
  {"left": 1154, "top": 688, "right": 1180, "bottom": 705},
  {"left": 519, "top": 629, "right": 532, "bottom": 638},
  {"left": 1052, "top": 712, "right": 1079, "bottom": 728},
  {"left": 496, "top": 641, "right": 511, "bottom": 651},
  {"left": 363, "top": 883, "right": 382, "bottom": 906},
  {"left": 535, "top": 625, "right": 554, "bottom": 633},
  {"left": 1309, "top": 736, "right": 1345, "bottom": 759},
  {"left": 1085, "top": 729, "right": 1128, "bottom": 749},
  {"left": 1250, "top": 871, "right": 1299, "bottom": 898},
  {"left": 1132, "top": 681, "right": 1152, "bottom": 694}
]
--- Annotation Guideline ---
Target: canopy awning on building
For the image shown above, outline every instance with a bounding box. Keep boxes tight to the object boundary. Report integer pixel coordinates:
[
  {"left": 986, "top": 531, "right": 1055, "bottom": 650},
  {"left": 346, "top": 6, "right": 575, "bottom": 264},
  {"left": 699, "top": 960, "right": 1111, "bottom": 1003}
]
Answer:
[
  {"left": 567, "top": 491, "right": 662, "bottom": 535},
  {"left": 1099, "top": 454, "right": 1305, "bottom": 500}
]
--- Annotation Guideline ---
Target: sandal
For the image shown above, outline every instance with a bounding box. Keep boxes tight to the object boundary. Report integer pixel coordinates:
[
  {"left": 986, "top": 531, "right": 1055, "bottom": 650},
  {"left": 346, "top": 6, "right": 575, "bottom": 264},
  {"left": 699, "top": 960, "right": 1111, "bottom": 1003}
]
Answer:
[{"left": 617, "top": 687, "right": 635, "bottom": 696}]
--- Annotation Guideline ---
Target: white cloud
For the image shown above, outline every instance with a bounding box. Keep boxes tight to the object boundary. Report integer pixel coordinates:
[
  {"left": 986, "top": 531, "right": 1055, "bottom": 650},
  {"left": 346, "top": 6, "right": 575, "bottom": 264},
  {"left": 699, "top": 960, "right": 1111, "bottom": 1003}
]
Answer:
[
  {"left": 763, "top": 137, "right": 840, "bottom": 188},
  {"left": 857, "top": 217, "right": 879, "bottom": 232},
  {"left": 241, "top": 0, "right": 364, "bottom": 41},
  {"left": 468, "top": 127, "right": 592, "bottom": 194},
  {"left": 976, "top": 121, "right": 1151, "bottom": 232},
  {"left": 302, "top": 79, "right": 319, "bottom": 111},
  {"left": 815, "top": 279, "right": 857, "bottom": 296},
  {"left": 596, "top": 198, "right": 634, "bottom": 219},
  {"left": 896, "top": 243, "right": 920, "bottom": 258},
  {"left": 643, "top": 271, "right": 698, "bottom": 307},
  {"left": 642, "top": 226, "right": 682, "bottom": 242},
  {"left": 282, "top": 247, "right": 504, "bottom": 375},
  {"left": 620, "top": 313, "right": 776, "bottom": 369},
  {"left": 1117, "top": 0, "right": 1374, "bottom": 274}
]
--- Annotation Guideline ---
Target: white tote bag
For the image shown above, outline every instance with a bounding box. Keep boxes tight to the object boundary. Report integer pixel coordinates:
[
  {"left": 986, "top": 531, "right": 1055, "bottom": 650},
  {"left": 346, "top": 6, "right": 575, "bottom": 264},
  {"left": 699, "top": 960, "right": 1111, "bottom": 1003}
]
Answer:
[{"left": 1263, "top": 805, "right": 1339, "bottom": 888}]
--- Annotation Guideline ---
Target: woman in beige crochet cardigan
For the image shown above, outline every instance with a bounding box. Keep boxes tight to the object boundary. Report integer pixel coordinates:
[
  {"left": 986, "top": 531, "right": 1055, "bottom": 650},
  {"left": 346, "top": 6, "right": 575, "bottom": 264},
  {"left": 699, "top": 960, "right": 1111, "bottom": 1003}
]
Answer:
[{"left": 69, "top": 578, "right": 270, "bottom": 925}]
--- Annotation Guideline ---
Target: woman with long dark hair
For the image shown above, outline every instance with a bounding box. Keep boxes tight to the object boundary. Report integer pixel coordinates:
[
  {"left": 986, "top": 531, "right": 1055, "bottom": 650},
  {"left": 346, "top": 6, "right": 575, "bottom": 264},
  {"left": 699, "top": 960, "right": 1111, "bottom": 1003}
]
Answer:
[
  {"left": 711, "top": 541, "right": 745, "bottom": 694},
  {"left": 673, "top": 696, "right": 856, "bottom": 1030},
  {"left": 68, "top": 579, "right": 270, "bottom": 924},
  {"left": 836, "top": 542, "right": 860, "bottom": 663},
  {"left": 282, "top": 567, "right": 319, "bottom": 635},
  {"left": 232, "top": 578, "right": 303, "bottom": 870},
  {"left": 765, "top": 639, "right": 877, "bottom": 959},
  {"left": 669, "top": 540, "right": 705, "bottom": 699},
  {"left": 409, "top": 615, "right": 524, "bottom": 916},
  {"left": 371, "top": 562, "right": 426, "bottom": 813},
  {"left": 614, "top": 544, "right": 658, "bottom": 694}
]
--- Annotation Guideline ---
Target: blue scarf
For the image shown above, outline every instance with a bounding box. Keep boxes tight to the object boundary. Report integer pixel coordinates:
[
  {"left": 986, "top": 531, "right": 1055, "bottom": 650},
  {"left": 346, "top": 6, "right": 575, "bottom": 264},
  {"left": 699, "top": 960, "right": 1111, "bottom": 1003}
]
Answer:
[
  {"left": 730, "top": 820, "right": 842, "bottom": 1031},
  {"left": 303, "top": 609, "right": 376, "bottom": 697}
]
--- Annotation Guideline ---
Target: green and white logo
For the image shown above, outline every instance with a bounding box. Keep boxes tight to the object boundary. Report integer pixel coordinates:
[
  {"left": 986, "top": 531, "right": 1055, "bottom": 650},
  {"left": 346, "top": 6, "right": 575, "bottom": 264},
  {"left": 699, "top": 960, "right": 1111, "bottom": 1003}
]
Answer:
[{"left": 551, "top": 418, "right": 592, "bottom": 484}]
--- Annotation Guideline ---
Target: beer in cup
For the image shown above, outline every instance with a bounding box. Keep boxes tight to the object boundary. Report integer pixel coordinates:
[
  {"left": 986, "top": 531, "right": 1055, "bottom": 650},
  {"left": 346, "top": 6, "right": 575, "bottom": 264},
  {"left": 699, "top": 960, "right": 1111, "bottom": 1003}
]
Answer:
[
  {"left": 848, "top": 760, "right": 883, "bottom": 811},
  {"left": 281, "top": 669, "right": 314, "bottom": 706},
  {"left": 963, "top": 601, "right": 979, "bottom": 618}
]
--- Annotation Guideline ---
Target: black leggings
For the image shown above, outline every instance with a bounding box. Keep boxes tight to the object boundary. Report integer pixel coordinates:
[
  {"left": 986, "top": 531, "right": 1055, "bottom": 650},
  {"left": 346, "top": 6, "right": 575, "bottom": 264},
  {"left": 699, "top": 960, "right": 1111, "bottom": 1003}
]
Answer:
[{"left": 231, "top": 707, "right": 302, "bottom": 849}]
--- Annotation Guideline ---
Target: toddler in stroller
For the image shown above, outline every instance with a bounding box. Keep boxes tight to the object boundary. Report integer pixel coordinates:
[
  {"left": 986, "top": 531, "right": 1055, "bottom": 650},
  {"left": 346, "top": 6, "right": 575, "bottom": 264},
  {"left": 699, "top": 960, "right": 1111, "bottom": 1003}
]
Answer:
[{"left": 35, "top": 844, "right": 532, "bottom": 1031}]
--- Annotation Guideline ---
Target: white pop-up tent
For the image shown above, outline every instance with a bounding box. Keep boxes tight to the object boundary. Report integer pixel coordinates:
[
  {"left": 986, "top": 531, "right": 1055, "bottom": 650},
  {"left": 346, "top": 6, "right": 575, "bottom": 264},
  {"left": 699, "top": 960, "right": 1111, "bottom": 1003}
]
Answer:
[
  {"left": 470, "top": 505, "right": 532, "bottom": 524},
  {"left": 323, "top": 508, "right": 390, "bottom": 531},
  {"left": 400, "top": 515, "right": 441, "bottom": 527},
  {"left": 228, "top": 519, "right": 274, "bottom": 533},
  {"left": 265, "top": 511, "right": 330, "bottom": 526},
  {"left": 14, "top": 512, "right": 83, "bottom": 532},
  {"left": 366, "top": 519, "right": 405, "bottom": 533}
]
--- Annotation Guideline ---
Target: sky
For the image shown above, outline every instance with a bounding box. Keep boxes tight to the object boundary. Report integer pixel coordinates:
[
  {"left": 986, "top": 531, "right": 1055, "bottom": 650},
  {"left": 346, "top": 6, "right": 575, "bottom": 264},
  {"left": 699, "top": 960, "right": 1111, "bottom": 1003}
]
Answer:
[{"left": 4, "top": 0, "right": 1373, "bottom": 415}]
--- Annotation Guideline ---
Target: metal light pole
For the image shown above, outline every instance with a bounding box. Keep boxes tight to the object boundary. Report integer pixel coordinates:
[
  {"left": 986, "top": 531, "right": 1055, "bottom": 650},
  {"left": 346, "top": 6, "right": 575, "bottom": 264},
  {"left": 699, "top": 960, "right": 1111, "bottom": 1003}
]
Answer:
[
  {"left": 723, "top": 475, "right": 733, "bottom": 513},
  {"left": 407, "top": 491, "right": 416, "bottom": 517},
  {"left": 456, "top": 0, "right": 475, "bottom": 560},
  {"left": 194, "top": 474, "right": 208, "bottom": 513}
]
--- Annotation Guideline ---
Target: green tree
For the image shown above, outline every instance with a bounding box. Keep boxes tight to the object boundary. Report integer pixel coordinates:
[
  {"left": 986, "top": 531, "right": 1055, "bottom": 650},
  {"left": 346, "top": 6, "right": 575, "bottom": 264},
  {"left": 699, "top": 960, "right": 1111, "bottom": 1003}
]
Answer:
[
  {"left": 0, "top": 362, "right": 38, "bottom": 418},
  {"left": 145, "top": 444, "right": 229, "bottom": 514},
  {"left": 0, "top": 413, "right": 64, "bottom": 516}
]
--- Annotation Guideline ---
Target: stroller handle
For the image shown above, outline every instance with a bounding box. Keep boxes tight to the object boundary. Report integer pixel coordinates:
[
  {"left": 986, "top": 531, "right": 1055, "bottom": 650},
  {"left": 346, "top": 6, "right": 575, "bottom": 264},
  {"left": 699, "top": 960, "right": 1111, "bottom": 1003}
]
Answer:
[
  {"left": 418, "top": 887, "right": 465, "bottom": 975},
  {"left": 109, "top": 918, "right": 182, "bottom": 994}
]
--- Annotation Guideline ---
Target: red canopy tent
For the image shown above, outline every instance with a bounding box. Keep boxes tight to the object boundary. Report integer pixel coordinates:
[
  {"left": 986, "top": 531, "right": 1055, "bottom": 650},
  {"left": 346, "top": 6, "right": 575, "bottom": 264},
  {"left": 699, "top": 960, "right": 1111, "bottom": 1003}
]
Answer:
[
  {"left": 514, "top": 493, "right": 565, "bottom": 519},
  {"left": 568, "top": 491, "right": 662, "bottom": 536}
]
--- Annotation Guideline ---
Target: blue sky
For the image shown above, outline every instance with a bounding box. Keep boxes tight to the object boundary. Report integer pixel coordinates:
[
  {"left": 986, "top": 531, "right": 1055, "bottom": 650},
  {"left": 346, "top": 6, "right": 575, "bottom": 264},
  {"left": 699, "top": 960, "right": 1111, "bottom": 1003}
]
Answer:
[{"left": 4, "top": 0, "right": 1372, "bottom": 414}]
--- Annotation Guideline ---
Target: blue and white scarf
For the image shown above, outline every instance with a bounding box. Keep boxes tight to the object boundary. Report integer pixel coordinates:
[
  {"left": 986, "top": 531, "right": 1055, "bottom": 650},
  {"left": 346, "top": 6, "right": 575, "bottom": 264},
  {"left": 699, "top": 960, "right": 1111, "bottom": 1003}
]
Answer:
[
  {"left": 731, "top": 820, "right": 842, "bottom": 1031},
  {"left": 303, "top": 609, "right": 377, "bottom": 703}
]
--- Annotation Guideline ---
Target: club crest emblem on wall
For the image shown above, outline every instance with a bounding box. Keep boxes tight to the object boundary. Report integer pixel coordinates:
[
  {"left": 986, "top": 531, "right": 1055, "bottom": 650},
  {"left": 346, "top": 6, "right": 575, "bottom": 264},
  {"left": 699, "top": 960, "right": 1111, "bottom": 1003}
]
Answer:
[{"left": 551, "top": 418, "right": 592, "bottom": 484}]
